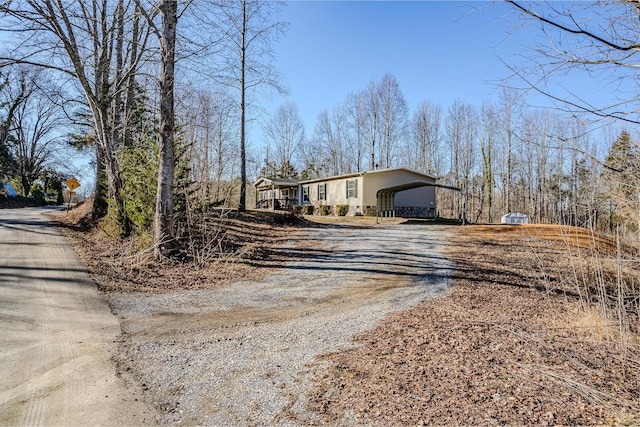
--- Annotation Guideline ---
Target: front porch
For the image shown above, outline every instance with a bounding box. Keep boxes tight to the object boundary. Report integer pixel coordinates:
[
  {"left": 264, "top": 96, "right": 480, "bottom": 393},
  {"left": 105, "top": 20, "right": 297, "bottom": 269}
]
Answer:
[
  {"left": 255, "top": 197, "right": 298, "bottom": 210},
  {"left": 254, "top": 177, "right": 300, "bottom": 211}
]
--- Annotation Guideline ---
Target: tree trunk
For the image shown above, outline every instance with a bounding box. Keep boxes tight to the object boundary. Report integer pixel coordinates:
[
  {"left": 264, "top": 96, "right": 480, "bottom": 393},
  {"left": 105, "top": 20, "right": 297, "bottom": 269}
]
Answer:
[
  {"left": 482, "top": 138, "right": 493, "bottom": 223},
  {"left": 154, "top": 0, "right": 177, "bottom": 258},
  {"left": 93, "top": 145, "right": 109, "bottom": 219},
  {"left": 238, "top": 0, "right": 248, "bottom": 211},
  {"left": 20, "top": 175, "right": 31, "bottom": 197}
]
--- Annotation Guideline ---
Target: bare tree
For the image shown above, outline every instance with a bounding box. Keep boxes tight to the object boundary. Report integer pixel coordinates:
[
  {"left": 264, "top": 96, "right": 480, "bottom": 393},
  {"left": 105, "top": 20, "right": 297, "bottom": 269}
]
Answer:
[
  {"left": 0, "top": 72, "right": 21, "bottom": 180},
  {"left": 480, "top": 101, "right": 497, "bottom": 222},
  {"left": 210, "top": 0, "right": 286, "bottom": 211},
  {"left": 0, "top": 0, "right": 151, "bottom": 224},
  {"left": 297, "top": 123, "right": 327, "bottom": 180},
  {"left": 498, "top": 87, "right": 522, "bottom": 214},
  {"left": 8, "top": 69, "right": 65, "bottom": 196},
  {"left": 378, "top": 73, "right": 408, "bottom": 169},
  {"left": 179, "top": 86, "right": 238, "bottom": 203},
  {"left": 506, "top": 1, "right": 640, "bottom": 125},
  {"left": 153, "top": 0, "right": 177, "bottom": 257},
  {"left": 344, "top": 90, "right": 367, "bottom": 173},
  {"left": 445, "top": 100, "right": 478, "bottom": 220},
  {"left": 133, "top": 0, "right": 178, "bottom": 257},
  {"left": 363, "top": 79, "right": 381, "bottom": 170},
  {"left": 264, "top": 101, "right": 304, "bottom": 175},
  {"left": 313, "top": 106, "right": 354, "bottom": 177},
  {"left": 311, "top": 109, "right": 336, "bottom": 176},
  {"left": 409, "top": 101, "right": 442, "bottom": 175}
]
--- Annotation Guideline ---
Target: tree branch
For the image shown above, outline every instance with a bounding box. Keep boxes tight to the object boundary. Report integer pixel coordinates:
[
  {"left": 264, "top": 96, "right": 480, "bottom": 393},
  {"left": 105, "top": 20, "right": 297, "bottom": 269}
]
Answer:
[{"left": 507, "top": 1, "right": 640, "bottom": 52}]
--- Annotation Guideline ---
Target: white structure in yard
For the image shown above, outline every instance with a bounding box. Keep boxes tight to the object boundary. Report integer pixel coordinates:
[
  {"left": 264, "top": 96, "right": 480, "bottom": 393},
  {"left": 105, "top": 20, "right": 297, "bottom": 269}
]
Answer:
[{"left": 501, "top": 212, "right": 529, "bottom": 224}]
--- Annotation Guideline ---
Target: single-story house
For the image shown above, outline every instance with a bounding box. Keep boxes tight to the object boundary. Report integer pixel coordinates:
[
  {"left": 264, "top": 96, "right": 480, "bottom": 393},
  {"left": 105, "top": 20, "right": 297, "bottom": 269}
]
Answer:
[{"left": 254, "top": 167, "right": 460, "bottom": 219}]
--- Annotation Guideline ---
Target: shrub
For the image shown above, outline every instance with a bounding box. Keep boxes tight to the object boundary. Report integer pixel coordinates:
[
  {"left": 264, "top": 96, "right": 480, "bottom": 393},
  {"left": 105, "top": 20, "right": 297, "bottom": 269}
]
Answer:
[
  {"left": 98, "top": 198, "right": 128, "bottom": 239},
  {"left": 121, "top": 139, "right": 158, "bottom": 236},
  {"left": 320, "top": 205, "right": 331, "bottom": 216},
  {"left": 29, "top": 184, "right": 46, "bottom": 206},
  {"left": 273, "top": 209, "right": 303, "bottom": 225},
  {"left": 336, "top": 205, "right": 349, "bottom": 216},
  {"left": 302, "top": 205, "right": 314, "bottom": 215}
]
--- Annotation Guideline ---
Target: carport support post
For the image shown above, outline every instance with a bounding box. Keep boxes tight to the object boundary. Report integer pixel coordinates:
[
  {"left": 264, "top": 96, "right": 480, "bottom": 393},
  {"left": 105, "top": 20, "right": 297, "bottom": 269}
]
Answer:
[{"left": 462, "top": 197, "right": 468, "bottom": 225}]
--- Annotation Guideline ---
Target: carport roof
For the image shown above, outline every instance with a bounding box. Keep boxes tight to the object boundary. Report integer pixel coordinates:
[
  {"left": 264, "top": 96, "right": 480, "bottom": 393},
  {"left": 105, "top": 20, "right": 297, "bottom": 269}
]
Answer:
[{"left": 376, "top": 181, "right": 461, "bottom": 198}]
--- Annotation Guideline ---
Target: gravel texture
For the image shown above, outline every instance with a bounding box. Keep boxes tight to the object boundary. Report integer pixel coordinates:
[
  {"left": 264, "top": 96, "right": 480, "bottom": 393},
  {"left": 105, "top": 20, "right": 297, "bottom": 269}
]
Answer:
[{"left": 109, "top": 222, "right": 453, "bottom": 425}]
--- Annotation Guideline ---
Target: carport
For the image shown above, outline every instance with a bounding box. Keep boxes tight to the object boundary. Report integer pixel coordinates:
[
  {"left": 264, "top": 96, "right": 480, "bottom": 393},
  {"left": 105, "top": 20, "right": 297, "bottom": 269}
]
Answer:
[{"left": 376, "top": 181, "right": 461, "bottom": 223}]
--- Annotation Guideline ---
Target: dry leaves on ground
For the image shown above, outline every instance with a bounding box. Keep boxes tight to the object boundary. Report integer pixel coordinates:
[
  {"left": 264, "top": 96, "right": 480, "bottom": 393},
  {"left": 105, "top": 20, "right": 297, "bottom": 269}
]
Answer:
[
  {"left": 54, "top": 204, "right": 639, "bottom": 425},
  {"left": 54, "top": 205, "right": 306, "bottom": 293},
  {"left": 307, "top": 225, "right": 640, "bottom": 426}
]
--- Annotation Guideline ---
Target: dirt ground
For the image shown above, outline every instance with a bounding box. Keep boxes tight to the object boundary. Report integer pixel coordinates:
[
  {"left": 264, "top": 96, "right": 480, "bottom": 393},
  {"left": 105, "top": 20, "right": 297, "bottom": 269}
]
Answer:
[
  {"left": 307, "top": 224, "right": 640, "bottom": 425},
  {"left": 57, "top": 205, "right": 640, "bottom": 426},
  {"left": 58, "top": 207, "right": 454, "bottom": 425}
]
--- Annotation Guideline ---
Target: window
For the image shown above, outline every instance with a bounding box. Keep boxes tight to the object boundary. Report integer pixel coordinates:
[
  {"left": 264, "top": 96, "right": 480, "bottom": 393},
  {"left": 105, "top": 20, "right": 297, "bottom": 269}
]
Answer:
[
  {"left": 281, "top": 189, "right": 289, "bottom": 199},
  {"left": 302, "top": 186, "right": 309, "bottom": 203},
  {"left": 318, "top": 183, "right": 326, "bottom": 201},
  {"left": 347, "top": 179, "right": 358, "bottom": 198}
]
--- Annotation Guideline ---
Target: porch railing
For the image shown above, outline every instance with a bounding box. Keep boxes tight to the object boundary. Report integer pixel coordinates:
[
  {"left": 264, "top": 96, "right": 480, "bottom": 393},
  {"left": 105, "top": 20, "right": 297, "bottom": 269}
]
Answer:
[{"left": 255, "top": 198, "right": 298, "bottom": 210}]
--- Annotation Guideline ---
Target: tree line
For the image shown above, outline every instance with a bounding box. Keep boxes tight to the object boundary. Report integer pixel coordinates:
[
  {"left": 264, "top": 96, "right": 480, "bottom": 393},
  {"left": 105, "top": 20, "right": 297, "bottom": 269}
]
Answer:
[
  {"left": 1, "top": 1, "right": 639, "bottom": 253},
  {"left": 0, "top": 0, "right": 285, "bottom": 258},
  {"left": 261, "top": 74, "right": 639, "bottom": 240}
]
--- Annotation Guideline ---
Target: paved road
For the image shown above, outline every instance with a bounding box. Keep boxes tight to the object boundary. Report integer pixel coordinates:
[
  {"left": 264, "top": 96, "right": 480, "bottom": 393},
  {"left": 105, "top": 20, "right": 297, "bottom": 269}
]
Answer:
[{"left": 0, "top": 207, "right": 155, "bottom": 426}]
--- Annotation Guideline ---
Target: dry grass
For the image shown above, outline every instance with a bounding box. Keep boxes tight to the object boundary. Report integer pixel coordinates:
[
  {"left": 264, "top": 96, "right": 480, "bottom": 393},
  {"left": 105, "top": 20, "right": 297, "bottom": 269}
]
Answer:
[
  {"left": 52, "top": 203, "right": 305, "bottom": 293},
  {"left": 307, "top": 223, "right": 640, "bottom": 426}
]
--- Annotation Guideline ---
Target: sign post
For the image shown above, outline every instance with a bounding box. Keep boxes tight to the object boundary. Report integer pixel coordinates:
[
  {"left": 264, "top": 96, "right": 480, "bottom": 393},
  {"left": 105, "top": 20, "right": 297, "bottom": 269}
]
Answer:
[{"left": 65, "top": 178, "right": 81, "bottom": 210}]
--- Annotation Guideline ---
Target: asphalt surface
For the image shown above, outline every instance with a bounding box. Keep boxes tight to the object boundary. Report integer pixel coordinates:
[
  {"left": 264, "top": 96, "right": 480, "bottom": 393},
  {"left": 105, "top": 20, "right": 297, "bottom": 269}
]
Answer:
[{"left": 0, "top": 207, "right": 155, "bottom": 426}]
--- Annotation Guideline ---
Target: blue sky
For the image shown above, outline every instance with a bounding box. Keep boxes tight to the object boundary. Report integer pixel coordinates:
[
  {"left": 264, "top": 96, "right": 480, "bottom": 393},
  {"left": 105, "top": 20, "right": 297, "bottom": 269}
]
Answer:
[
  {"left": 259, "top": 0, "right": 636, "bottom": 143},
  {"left": 261, "top": 0, "right": 524, "bottom": 138}
]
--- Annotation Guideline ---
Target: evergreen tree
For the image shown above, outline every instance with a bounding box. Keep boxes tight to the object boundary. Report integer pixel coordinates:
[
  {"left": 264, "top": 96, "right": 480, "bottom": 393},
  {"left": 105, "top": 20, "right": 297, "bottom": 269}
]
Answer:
[
  {"left": 121, "top": 137, "right": 158, "bottom": 237},
  {"left": 277, "top": 161, "right": 299, "bottom": 179},
  {"left": 0, "top": 73, "right": 19, "bottom": 181},
  {"left": 604, "top": 131, "right": 640, "bottom": 197},
  {"left": 603, "top": 130, "right": 640, "bottom": 232}
]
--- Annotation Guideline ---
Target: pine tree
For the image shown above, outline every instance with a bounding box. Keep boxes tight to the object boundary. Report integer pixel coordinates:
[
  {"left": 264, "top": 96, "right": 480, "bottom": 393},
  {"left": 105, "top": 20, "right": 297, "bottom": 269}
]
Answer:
[
  {"left": 603, "top": 131, "right": 640, "bottom": 233},
  {"left": 0, "top": 73, "right": 19, "bottom": 181}
]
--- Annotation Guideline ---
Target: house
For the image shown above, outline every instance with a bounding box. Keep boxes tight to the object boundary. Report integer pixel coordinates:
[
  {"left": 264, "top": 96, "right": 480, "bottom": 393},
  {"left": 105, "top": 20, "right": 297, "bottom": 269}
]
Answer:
[{"left": 254, "top": 167, "right": 460, "bottom": 219}]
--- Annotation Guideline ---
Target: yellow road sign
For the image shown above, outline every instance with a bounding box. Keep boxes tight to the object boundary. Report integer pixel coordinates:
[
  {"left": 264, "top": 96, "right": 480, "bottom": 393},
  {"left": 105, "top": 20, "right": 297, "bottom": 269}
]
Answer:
[
  {"left": 66, "top": 190, "right": 77, "bottom": 196},
  {"left": 66, "top": 177, "right": 80, "bottom": 191}
]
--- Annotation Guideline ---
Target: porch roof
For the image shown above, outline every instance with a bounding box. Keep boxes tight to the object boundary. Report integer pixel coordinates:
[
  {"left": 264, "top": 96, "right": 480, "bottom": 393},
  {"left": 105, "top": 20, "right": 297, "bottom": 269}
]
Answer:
[{"left": 254, "top": 177, "right": 300, "bottom": 189}]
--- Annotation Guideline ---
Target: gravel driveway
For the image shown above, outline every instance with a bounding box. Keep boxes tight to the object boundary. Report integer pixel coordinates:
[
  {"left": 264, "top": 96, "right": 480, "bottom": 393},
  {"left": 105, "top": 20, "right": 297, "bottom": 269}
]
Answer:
[{"left": 110, "top": 222, "right": 454, "bottom": 425}]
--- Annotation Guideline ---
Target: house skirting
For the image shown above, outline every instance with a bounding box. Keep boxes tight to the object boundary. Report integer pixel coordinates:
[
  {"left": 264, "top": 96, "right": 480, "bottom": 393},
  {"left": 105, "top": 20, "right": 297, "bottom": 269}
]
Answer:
[
  {"left": 367, "top": 206, "right": 435, "bottom": 218},
  {"left": 394, "top": 206, "right": 436, "bottom": 218}
]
